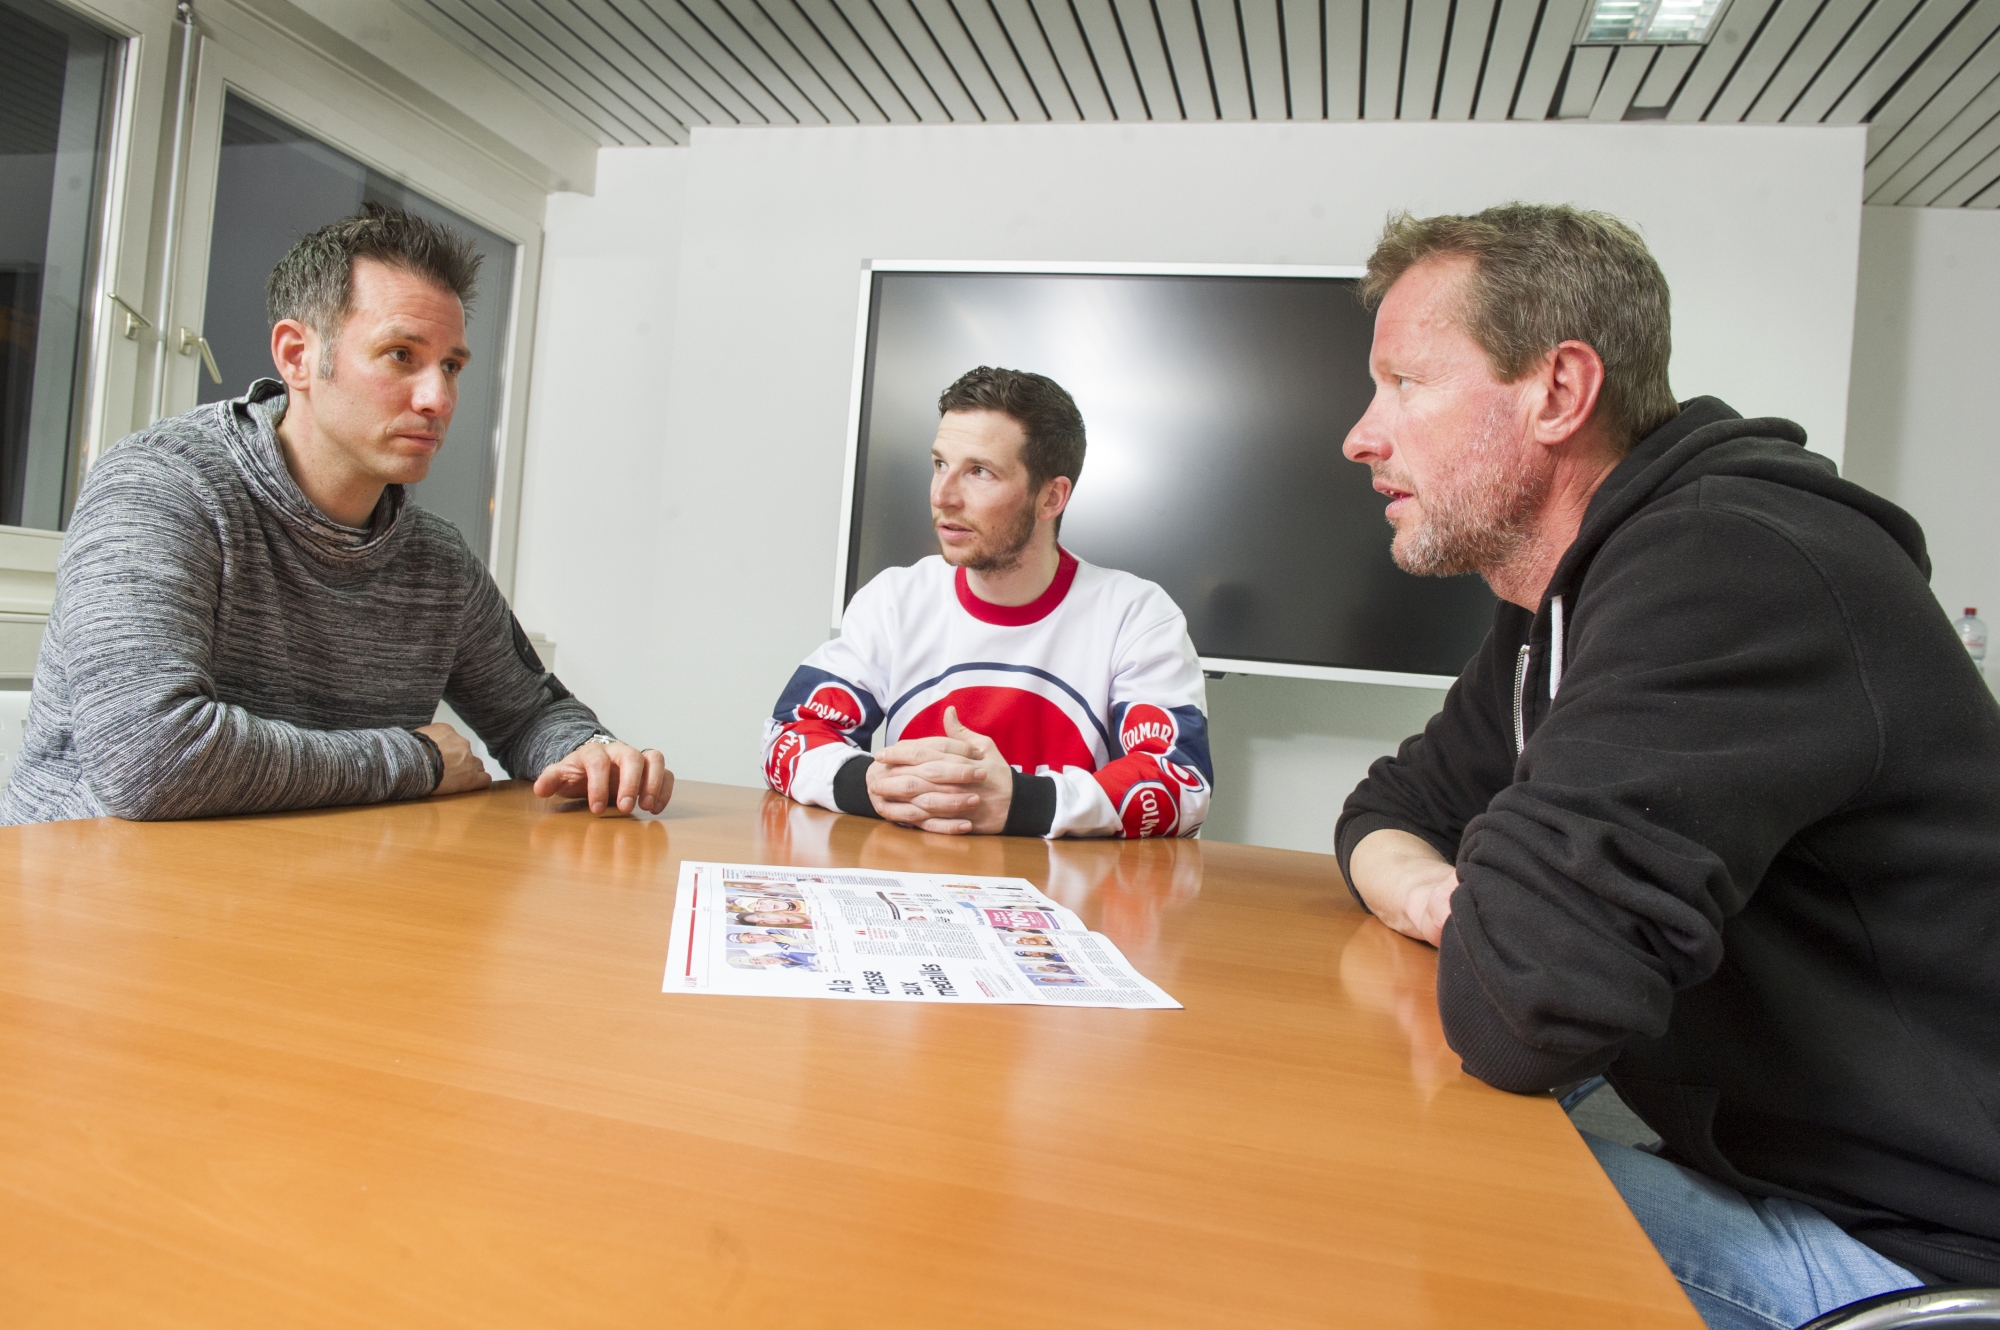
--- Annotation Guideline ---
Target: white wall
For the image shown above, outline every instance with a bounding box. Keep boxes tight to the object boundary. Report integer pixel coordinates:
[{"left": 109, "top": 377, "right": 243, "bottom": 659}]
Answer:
[
  {"left": 1844, "top": 205, "right": 2000, "bottom": 694},
  {"left": 513, "top": 122, "right": 1866, "bottom": 852},
  {"left": 512, "top": 149, "right": 689, "bottom": 735}
]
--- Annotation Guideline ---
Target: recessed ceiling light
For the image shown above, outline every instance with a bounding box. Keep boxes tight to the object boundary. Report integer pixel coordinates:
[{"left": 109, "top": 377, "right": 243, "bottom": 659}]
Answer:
[{"left": 1577, "top": 0, "right": 1730, "bottom": 43}]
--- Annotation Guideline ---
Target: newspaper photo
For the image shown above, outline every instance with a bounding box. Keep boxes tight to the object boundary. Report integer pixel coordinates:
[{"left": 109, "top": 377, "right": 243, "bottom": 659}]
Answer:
[{"left": 663, "top": 861, "right": 1181, "bottom": 1008}]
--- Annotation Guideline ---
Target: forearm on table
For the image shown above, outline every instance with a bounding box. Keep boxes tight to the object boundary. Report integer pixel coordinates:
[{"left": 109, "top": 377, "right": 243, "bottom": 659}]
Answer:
[
  {"left": 76, "top": 695, "right": 440, "bottom": 820},
  {"left": 1077, "top": 754, "right": 1207, "bottom": 840},
  {"left": 1346, "top": 828, "right": 1459, "bottom": 938},
  {"left": 476, "top": 696, "right": 605, "bottom": 779},
  {"left": 765, "top": 736, "right": 864, "bottom": 811}
]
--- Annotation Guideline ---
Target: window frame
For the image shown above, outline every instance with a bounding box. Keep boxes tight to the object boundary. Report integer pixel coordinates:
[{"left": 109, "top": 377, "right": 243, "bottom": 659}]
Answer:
[
  {"left": 1, "top": 0, "right": 176, "bottom": 530},
  {"left": 161, "top": 24, "right": 546, "bottom": 594}
]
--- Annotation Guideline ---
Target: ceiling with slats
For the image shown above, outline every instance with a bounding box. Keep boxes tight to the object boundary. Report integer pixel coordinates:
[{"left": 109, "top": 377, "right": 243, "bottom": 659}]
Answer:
[{"left": 404, "top": 0, "right": 2000, "bottom": 206}]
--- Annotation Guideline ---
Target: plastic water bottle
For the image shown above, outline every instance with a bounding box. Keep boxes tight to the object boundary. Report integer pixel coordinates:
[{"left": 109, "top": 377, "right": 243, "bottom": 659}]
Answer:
[{"left": 1958, "top": 608, "right": 1987, "bottom": 672}]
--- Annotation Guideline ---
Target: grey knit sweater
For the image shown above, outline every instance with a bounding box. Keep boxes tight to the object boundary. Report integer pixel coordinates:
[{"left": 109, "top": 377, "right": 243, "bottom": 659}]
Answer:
[{"left": 0, "top": 380, "right": 604, "bottom": 824}]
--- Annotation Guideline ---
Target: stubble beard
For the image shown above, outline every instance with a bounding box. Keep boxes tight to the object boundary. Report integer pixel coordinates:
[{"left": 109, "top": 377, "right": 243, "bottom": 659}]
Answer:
[
  {"left": 938, "top": 499, "right": 1039, "bottom": 574},
  {"left": 1383, "top": 407, "right": 1551, "bottom": 579}
]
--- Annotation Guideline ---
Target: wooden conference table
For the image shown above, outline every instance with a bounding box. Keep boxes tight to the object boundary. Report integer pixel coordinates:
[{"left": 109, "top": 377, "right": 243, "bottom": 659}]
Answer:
[{"left": 0, "top": 781, "right": 1699, "bottom": 1328}]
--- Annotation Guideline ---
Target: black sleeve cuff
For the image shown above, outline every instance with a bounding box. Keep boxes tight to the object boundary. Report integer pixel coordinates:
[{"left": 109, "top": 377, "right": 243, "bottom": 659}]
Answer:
[
  {"left": 1335, "top": 812, "right": 1461, "bottom": 913},
  {"left": 1334, "top": 812, "right": 1402, "bottom": 911},
  {"left": 1003, "top": 772, "right": 1057, "bottom": 837},
  {"left": 831, "top": 753, "right": 881, "bottom": 818},
  {"left": 409, "top": 728, "right": 444, "bottom": 792}
]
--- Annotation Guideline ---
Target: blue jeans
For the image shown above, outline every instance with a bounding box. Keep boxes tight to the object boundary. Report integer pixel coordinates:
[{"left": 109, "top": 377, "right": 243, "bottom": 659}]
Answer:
[{"left": 1583, "top": 1131, "right": 1925, "bottom": 1330}]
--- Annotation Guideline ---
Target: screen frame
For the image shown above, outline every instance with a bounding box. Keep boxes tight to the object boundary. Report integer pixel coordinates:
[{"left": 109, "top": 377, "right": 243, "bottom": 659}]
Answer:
[{"left": 834, "top": 260, "right": 1462, "bottom": 691}]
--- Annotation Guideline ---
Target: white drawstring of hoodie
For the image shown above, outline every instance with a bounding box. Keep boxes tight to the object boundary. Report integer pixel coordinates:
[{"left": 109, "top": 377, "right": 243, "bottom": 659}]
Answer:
[
  {"left": 1549, "top": 594, "right": 1565, "bottom": 699},
  {"left": 1513, "top": 594, "right": 1568, "bottom": 758}
]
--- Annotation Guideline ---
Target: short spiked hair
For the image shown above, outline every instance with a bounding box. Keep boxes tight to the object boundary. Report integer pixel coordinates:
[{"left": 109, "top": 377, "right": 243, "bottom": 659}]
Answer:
[
  {"left": 266, "top": 202, "right": 481, "bottom": 372},
  {"left": 1360, "top": 203, "right": 1678, "bottom": 448},
  {"left": 937, "top": 366, "right": 1087, "bottom": 494}
]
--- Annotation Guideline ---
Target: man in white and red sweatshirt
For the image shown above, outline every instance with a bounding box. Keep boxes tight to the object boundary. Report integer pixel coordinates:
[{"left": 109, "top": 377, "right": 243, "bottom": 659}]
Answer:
[{"left": 761, "top": 366, "right": 1210, "bottom": 839}]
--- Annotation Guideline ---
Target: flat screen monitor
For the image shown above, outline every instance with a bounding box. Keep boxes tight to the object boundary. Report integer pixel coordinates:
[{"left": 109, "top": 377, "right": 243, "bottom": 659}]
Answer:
[{"left": 836, "top": 263, "right": 1497, "bottom": 687}]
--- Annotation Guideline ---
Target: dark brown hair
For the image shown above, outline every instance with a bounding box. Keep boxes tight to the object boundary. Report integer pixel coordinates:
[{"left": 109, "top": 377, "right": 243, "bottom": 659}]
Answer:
[
  {"left": 266, "top": 202, "right": 482, "bottom": 372},
  {"left": 938, "top": 366, "right": 1087, "bottom": 494},
  {"left": 1361, "top": 203, "right": 1678, "bottom": 448}
]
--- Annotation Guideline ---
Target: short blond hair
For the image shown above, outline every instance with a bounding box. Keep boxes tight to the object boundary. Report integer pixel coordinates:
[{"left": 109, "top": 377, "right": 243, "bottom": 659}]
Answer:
[{"left": 1360, "top": 203, "right": 1678, "bottom": 448}]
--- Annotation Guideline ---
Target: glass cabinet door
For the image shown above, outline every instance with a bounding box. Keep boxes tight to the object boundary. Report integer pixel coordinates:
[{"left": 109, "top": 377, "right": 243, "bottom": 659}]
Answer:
[{"left": 0, "top": 0, "right": 117, "bottom": 531}]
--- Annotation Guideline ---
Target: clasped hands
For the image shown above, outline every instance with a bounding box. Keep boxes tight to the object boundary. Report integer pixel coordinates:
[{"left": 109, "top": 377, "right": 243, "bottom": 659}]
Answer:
[
  {"left": 418, "top": 722, "right": 675, "bottom": 816},
  {"left": 865, "top": 707, "right": 1015, "bottom": 835}
]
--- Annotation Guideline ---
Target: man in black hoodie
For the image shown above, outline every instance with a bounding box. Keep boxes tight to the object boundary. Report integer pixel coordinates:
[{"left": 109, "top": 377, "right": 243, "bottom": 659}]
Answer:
[{"left": 1335, "top": 204, "right": 2000, "bottom": 1329}]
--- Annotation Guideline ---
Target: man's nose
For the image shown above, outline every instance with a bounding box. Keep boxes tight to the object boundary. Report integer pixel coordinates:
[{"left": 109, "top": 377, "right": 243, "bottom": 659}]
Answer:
[
  {"left": 411, "top": 368, "right": 455, "bottom": 418},
  {"left": 1342, "top": 397, "right": 1391, "bottom": 464}
]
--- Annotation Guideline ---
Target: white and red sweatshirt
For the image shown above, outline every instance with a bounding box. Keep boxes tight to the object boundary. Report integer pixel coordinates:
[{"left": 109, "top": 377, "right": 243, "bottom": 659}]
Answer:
[{"left": 762, "top": 549, "right": 1211, "bottom": 838}]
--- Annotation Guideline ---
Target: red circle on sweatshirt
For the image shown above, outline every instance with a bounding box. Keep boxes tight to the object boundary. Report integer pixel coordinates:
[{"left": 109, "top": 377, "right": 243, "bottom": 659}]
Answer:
[{"left": 899, "top": 687, "right": 1097, "bottom": 773}]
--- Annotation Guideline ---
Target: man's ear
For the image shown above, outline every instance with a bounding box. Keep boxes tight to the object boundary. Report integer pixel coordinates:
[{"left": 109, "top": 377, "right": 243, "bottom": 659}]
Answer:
[
  {"left": 270, "top": 318, "right": 317, "bottom": 393},
  {"left": 1037, "top": 474, "right": 1073, "bottom": 524},
  {"left": 1530, "top": 340, "right": 1608, "bottom": 449}
]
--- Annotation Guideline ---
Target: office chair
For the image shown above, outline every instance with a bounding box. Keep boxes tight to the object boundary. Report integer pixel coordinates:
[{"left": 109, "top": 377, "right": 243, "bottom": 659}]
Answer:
[{"left": 1797, "top": 1288, "right": 2000, "bottom": 1329}]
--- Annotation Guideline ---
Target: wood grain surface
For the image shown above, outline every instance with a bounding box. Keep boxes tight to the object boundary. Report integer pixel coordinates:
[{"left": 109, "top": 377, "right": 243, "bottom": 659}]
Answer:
[{"left": 0, "top": 781, "right": 1699, "bottom": 1328}]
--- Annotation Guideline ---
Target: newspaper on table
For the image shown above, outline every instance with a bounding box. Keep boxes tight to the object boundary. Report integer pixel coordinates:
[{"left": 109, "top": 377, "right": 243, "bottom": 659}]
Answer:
[{"left": 663, "top": 861, "right": 1180, "bottom": 1008}]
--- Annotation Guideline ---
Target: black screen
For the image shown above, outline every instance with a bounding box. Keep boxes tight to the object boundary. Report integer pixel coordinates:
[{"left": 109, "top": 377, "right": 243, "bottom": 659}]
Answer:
[{"left": 847, "top": 271, "right": 1496, "bottom": 678}]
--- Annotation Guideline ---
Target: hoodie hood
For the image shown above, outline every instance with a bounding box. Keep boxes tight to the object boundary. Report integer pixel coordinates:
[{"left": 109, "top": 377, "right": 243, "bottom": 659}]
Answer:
[
  {"left": 1546, "top": 397, "right": 1930, "bottom": 610},
  {"left": 221, "top": 378, "right": 408, "bottom": 569}
]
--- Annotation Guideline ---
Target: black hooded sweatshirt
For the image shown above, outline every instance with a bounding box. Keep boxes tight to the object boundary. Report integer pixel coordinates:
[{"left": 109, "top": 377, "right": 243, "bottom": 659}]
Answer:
[{"left": 1336, "top": 398, "right": 2000, "bottom": 1285}]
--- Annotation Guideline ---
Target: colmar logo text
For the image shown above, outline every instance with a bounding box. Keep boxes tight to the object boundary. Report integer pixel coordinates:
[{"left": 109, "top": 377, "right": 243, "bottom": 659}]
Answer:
[
  {"left": 798, "top": 684, "right": 863, "bottom": 732},
  {"left": 765, "top": 730, "right": 808, "bottom": 793},
  {"left": 1118, "top": 779, "right": 1178, "bottom": 839},
  {"left": 1119, "top": 704, "right": 1178, "bottom": 756}
]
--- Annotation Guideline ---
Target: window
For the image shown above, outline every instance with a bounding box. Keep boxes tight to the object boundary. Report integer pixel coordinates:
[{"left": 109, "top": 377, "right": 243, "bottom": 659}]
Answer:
[{"left": 0, "top": 0, "right": 117, "bottom": 531}]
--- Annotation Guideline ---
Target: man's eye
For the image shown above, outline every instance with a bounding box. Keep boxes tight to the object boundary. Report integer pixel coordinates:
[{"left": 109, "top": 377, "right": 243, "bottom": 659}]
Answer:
[{"left": 1397, "top": 376, "right": 1413, "bottom": 390}]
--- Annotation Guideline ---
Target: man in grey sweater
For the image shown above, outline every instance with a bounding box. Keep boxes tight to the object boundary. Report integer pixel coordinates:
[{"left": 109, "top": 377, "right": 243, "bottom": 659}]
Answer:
[{"left": 0, "top": 205, "right": 670, "bottom": 824}]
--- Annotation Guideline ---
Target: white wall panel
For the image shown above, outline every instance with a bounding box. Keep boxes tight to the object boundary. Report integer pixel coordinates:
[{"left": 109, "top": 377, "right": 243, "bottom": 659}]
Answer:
[
  {"left": 511, "top": 149, "right": 690, "bottom": 743},
  {"left": 1843, "top": 205, "right": 2000, "bottom": 694}
]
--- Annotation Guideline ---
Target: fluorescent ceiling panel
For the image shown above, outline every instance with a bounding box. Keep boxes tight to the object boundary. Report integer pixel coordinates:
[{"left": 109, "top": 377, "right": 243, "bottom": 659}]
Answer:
[{"left": 1579, "top": 0, "right": 1728, "bottom": 44}]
